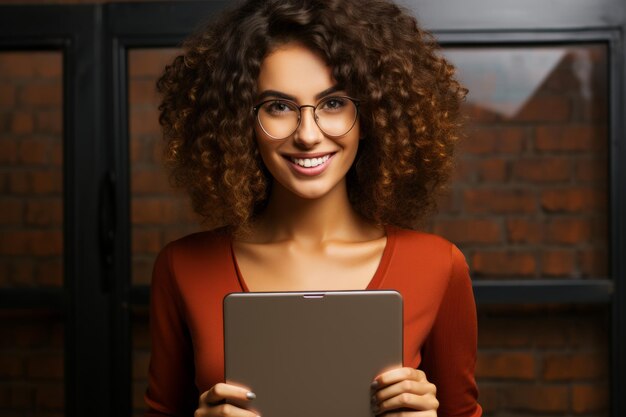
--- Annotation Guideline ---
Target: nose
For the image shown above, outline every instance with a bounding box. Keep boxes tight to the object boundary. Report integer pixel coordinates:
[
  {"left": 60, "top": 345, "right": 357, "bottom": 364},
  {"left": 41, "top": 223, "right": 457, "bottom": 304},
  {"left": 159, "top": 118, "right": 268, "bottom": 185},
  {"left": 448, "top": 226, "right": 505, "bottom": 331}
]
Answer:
[{"left": 294, "top": 105, "right": 322, "bottom": 148}]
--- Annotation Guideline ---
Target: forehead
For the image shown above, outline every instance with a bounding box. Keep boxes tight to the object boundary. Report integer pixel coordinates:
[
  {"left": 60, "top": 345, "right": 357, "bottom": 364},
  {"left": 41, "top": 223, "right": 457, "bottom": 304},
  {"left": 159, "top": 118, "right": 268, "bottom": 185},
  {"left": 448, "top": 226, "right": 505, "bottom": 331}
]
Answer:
[{"left": 257, "top": 42, "right": 335, "bottom": 100}]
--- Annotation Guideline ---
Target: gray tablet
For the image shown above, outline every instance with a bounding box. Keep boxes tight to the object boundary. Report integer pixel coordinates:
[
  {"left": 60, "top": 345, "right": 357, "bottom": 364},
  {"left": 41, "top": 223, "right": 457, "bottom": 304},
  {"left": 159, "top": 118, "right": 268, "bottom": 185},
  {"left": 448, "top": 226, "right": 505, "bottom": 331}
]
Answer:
[{"left": 223, "top": 290, "right": 403, "bottom": 417}]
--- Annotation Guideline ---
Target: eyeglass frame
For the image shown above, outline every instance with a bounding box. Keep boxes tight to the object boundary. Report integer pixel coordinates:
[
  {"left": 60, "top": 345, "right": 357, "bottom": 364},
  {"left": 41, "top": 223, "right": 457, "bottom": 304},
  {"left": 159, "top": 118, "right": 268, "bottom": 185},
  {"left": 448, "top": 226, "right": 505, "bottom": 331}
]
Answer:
[{"left": 252, "top": 95, "right": 361, "bottom": 140}]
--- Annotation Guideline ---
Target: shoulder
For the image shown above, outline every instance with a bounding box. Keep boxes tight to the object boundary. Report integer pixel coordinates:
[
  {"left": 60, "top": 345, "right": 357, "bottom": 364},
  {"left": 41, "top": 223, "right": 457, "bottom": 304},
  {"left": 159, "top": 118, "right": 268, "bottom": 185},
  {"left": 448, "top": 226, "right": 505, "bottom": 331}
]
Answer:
[
  {"left": 386, "top": 225, "right": 470, "bottom": 286},
  {"left": 154, "top": 228, "right": 232, "bottom": 277}
]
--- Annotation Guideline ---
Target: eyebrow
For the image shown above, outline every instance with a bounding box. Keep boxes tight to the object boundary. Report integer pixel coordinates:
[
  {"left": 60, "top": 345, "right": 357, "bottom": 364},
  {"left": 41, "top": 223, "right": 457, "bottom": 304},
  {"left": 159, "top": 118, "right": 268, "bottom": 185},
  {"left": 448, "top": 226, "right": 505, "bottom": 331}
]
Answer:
[{"left": 256, "top": 85, "right": 345, "bottom": 103}]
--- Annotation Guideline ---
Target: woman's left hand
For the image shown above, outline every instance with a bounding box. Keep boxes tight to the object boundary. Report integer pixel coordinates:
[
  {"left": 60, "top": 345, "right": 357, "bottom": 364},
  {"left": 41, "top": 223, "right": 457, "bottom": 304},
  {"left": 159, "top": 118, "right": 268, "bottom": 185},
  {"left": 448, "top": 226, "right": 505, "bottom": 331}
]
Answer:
[{"left": 371, "top": 367, "right": 439, "bottom": 416}]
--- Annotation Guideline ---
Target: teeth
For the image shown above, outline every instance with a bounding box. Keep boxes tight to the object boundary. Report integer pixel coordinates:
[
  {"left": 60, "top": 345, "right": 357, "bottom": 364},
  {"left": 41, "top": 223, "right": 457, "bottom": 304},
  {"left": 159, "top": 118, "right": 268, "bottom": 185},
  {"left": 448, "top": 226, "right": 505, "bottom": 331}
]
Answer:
[{"left": 291, "top": 154, "right": 330, "bottom": 168}]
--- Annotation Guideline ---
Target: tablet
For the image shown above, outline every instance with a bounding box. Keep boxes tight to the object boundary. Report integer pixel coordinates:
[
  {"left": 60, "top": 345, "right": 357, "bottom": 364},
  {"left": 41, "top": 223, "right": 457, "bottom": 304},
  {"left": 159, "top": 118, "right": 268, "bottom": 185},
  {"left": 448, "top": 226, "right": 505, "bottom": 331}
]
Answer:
[{"left": 223, "top": 290, "right": 403, "bottom": 417}]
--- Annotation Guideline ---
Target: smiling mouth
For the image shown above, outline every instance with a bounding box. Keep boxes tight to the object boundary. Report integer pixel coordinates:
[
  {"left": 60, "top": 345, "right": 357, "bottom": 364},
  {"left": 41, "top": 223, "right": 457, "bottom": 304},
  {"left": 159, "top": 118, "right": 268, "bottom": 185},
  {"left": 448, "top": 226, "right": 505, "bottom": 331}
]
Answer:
[{"left": 288, "top": 154, "right": 332, "bottom": 168}]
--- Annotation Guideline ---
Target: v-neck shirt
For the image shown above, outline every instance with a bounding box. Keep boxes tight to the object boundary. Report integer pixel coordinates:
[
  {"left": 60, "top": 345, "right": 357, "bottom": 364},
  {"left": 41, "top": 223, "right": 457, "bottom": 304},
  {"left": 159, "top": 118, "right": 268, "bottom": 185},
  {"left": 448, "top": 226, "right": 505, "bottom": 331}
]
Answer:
[{"left": 145, "top": 226, "right": 481, "bottom": 417}]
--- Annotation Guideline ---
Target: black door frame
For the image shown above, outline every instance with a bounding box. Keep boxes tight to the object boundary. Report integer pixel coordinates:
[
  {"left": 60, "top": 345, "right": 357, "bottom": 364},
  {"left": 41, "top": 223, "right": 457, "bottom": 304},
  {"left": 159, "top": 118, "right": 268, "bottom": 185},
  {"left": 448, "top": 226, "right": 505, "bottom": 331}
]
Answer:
[{"left": 1, "top": 1, "right": 624, "bottom": 416}]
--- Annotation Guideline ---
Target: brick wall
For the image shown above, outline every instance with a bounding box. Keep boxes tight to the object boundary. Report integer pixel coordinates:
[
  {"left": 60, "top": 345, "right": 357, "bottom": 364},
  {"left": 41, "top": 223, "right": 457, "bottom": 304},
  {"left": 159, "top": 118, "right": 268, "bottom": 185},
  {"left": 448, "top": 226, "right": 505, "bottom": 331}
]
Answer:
[{"left": 0, "top": 50, "right": 64, "bottom": 417}]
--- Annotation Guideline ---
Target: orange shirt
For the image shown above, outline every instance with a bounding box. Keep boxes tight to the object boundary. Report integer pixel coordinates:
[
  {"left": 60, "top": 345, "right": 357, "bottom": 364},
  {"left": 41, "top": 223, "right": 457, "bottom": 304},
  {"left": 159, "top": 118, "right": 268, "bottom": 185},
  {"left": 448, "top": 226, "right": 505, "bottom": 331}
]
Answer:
[{"left": 145, "top": 226, "right": 482, "bottom": 417}]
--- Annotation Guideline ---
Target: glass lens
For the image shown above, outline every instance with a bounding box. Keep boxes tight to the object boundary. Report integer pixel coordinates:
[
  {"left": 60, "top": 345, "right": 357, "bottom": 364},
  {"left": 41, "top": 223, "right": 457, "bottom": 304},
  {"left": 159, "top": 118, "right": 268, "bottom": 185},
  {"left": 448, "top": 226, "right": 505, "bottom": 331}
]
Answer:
[
  {"left": 257, "top": 100, "right": 299, "bottom": 139},
  {"left": 316, "top": 97, "right": 357, "bottom": 137}
]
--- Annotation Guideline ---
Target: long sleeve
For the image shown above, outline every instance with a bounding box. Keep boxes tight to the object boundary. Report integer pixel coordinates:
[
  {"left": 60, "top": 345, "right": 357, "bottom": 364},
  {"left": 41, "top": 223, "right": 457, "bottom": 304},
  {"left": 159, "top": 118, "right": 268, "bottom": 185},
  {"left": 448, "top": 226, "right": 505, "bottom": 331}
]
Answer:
[
  {"left": 144, "top": 245, "right": 199, "bottom": 417},
  {"left": 419, "top": 244, "right": 482, "bottom": 417}
]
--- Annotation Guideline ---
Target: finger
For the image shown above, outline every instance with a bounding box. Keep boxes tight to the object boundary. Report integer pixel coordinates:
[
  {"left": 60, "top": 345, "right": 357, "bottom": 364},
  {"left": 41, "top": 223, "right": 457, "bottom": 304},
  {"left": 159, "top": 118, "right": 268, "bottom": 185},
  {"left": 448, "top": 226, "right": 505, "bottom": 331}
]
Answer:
[
  {"left": 379, "top": 410, "right": 438, "bottom": 417},
  {"left": 202, "top": 402, "right": 261, "bottom": 417},
  {"left": 372, "top": 368, "right": 427, "bottom": 389},
  {"left": 374, "top": 391, "right": 439, "bottom": 414},
  {"left": 373, "top": 379, "right": 437, "bottom": 403},
  {"left": 200, "top": 383, "right": 256, "bottom": 406}
]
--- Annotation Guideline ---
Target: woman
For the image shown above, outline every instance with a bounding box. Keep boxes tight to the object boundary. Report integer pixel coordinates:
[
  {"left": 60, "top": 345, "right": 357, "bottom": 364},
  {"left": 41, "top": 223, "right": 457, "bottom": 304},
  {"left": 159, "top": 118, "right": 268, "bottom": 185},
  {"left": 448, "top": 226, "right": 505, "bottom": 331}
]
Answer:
[{"left": 147, "top": 0, "right": 481, "bottom": 416}]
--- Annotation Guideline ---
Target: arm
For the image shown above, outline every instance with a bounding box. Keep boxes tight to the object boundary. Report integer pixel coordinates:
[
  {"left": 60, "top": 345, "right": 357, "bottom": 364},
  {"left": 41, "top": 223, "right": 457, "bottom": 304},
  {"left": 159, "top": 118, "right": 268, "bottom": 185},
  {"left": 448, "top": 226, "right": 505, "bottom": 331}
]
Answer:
[
  {"left": 144, "top": 245, "right": 198, "bottom": 417},
  {"left": 419, "top": 245, "right": 482, "bottom": 417}
]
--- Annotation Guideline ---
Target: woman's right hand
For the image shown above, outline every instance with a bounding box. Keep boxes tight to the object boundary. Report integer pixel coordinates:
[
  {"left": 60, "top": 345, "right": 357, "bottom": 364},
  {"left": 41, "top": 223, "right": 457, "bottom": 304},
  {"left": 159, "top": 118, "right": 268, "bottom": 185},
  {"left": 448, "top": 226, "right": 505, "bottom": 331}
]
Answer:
[{"left": 195, "top": 383, "right": 259, "bottom": 417}]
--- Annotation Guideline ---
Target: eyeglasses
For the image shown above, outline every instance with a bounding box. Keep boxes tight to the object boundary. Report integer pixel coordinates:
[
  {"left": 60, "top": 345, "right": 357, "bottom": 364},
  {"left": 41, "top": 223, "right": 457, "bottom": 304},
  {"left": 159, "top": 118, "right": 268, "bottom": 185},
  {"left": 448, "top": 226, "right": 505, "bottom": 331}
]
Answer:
[{"left": 253, "top": 96, "right": 360, "bottom": 140}]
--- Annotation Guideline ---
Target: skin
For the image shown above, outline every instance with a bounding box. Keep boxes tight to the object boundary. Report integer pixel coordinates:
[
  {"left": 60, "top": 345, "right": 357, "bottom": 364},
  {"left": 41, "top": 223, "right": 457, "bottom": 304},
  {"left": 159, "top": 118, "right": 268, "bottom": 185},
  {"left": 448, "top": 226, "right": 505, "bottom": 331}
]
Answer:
[{"left": 194, "top": 43, "right": 439, "bottom": 417}]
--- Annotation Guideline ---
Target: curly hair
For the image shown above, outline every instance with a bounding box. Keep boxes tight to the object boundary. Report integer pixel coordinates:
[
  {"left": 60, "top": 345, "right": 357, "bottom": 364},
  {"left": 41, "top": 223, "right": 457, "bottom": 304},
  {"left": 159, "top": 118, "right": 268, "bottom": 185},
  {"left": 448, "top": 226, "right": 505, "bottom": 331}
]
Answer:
[{"left": 157, "top": 0, "right": 466, "bottom": 232}]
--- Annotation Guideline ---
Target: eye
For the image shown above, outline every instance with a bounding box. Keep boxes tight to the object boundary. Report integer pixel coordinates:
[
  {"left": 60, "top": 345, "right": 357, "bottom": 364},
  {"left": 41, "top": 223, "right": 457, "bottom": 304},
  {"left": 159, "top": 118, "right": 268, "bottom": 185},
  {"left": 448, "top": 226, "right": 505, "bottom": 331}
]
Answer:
[
  {"left": 319, "top": 97, "right": 347, "bottom": 112},
  {"left": 262, "top": 100, "right": 295, "bottom": 116}
]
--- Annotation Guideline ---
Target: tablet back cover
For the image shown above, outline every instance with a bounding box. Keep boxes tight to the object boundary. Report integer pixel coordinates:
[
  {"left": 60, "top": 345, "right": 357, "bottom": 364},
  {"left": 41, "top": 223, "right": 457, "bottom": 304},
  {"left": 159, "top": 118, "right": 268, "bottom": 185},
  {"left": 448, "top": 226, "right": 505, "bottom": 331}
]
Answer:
[{"left": 224, "top": 290, "right": 403, "bottom": 417}]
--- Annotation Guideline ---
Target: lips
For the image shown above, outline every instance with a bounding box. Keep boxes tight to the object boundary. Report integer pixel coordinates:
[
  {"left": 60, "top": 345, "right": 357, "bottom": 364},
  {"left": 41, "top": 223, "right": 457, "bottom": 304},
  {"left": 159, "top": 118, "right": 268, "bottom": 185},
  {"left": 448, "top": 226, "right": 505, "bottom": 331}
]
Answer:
[{"left": 283, "top": 152, "right": 335, "bottom": 176}]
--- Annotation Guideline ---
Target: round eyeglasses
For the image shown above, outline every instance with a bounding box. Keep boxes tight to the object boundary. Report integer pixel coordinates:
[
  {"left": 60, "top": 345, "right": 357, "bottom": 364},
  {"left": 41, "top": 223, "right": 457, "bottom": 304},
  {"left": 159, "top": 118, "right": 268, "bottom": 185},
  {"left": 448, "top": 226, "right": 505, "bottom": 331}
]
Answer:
[{"left": 253, "top": 96, "right": 360, "bottom": 140}]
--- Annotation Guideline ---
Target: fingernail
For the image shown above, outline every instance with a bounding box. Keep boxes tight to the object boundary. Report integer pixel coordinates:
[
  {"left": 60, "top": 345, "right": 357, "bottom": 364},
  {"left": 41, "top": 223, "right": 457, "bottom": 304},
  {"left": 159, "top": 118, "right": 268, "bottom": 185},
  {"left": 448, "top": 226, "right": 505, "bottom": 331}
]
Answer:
[
  {"left": 370, "top": 380, "right": 379, "bottom": 389},
  {"left": 246, "top": 391, "right": 257, "bottom": 400}
]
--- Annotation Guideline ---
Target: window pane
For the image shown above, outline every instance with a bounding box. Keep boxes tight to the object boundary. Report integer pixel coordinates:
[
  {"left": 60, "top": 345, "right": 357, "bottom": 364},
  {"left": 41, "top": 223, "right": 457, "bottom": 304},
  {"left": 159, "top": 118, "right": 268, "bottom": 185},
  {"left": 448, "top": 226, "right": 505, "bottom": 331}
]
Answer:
[
  {"left": 436, "top": 45, "right": 609, "bottom": 279},
  {"left": 0, "top": 51, "right": 64, "bottom": 288}
]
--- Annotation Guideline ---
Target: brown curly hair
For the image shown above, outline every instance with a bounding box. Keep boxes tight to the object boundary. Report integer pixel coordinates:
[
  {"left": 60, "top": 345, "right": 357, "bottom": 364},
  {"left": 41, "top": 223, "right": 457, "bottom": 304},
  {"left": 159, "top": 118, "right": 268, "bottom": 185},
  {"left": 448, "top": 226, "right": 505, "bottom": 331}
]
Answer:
[{"left": 157, "top": 0, "right": 466, "bottom": 232}]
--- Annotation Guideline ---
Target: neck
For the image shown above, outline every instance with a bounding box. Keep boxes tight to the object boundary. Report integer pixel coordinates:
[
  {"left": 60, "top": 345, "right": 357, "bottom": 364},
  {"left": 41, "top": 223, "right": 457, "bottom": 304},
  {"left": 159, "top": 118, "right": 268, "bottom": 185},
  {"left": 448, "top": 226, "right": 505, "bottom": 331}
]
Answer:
[{"left": 254, "top": 180, "right": 367, "bottom": 244}]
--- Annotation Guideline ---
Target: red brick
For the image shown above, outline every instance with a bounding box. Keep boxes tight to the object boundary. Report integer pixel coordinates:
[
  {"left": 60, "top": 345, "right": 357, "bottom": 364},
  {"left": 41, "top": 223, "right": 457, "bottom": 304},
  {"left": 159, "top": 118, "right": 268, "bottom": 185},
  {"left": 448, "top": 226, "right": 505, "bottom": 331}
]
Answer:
[
  {"left": 543, "top": 64, "right": 580, "bottom": 92},
  {"left": 0, "top": 230, "right": 62, "bottom": 256},
  {"left": 25, "top": 199, "right": 63, "bottom": 226},
  {"left": 35, "top": 259, "right": 64, "bottom": 287},
  {"left": 450, "top": 159, "right": 473, "bottom": 182},
  {"left": 6, "top": 259, "right": 35, "bottom": 286},
  {"left": 541, "top": 187, "right": 606, "bottom": 213},
  {"left": 541, "top": 250, "right": 575, "bottom": 276},
  {"left": 461, "top": 103, "right": 499, "bottom": 122},
  {"left": 460, "top": 126, "right": 525, "bottom": 155},
  {"left": 50, "top": 142, "right": 63, "bottom": 166},
  {"left": 464, "top": 189, "right": 536, "bottom": 214},
  {"left": 502, "top": 384, "right": 568, "bottom": 412},
  {"left": 129, "top": 79, "right": 159, "bottom": 107},
  {"left": 476, "top": 351, "right": 535, "bottom": 379},
  {"left": 132, "top": 351, "right": 150, "bottom": 380},
  {"left": 535, "top": 125, "right": 606, "bottom": 152},
  {"left": 472, "top": 251, "right": 536, "bottom": 277},
  {"left": 130, "top": 107, "right": 161, "bottom": 136},
  {"left": 0, "top": 52, "right": 62, "bottom": 79},
  {"left": 5, "top": 384, "right": 32, "bottom": 408},
  {"left": 575, "top": 158, "right": 608, "bottom": 182},
  {"left": 36, "top": 110, "right": 63, "bottom": 134},
  {"left": 19, "top": 138, "right": 50, "bottom": 164},
  {"left": 32, "top": 170, "right": 63, "bottom": 194},
  {"left": 543, "top": 352, "right": 607, "bottom": 381},
  {"left": 478, "top": 317, "right": 532, "bottom": 348},
  {"left": 0, "top": 355, "right": 23, "bottom": 378},
  {"left": 133, "top": 380, "right": 149, "bottom": 410},
  {"left": 0, "top": 199, "right": 23, "bottom": 224},
  {"left": 8, "top": 171, "right": 29, "bottom": 193},
  {"left": 477, "top": 158, "right": 507, "bottom": 182},
  {"left": 131, "top": 169, "right": 171, "bottom": 194},
  {"left": 433, "top": 218, "right": 502, "bottom": 244},
  {"left": 128, "top": 48, "right": 180, "bottom": 78},
  {"left": 514, "top": 95, "right": 570, "bottom": 122},
  {"left": 26, "top": 354, "right": 63, "bottom": 379},
  {"left": 506, "top": 218, "right": 543, "bottom": 243},
  {"left": 579, "top": 249, "right": 609, "bottom": 277},
  {"left": 132, "top": 229, "right": 162, "bottom": 254},
  {"left": 512, "top": 157, "right": 571, "bottom": 182},
  {"left": 571, "top": 383, "right": 608, "bottom": 413},
  {"left": 161, "top": 224, "right": 201, "bottom": 245},
  {"left": 132, "top": 318, "right": 151, "bottom": 349},
  {"left": 132, "top": 257, "right": 156, "bottom": 286},
  {"left": 19, "top": 83, "right": 62, "bottom": 107},
  {"left": 473, "top": 384, "right": 497, "bottom": 413},
  {"left": 132, "top": 198, "right": 184, "bottom": 225},
  {"left": 0, "top": 83, "right": 16, "bottom": 106},
  {"left": 10, "top": 111, "right": 35, "bottom": 134},
  {"left": 35, "top": 383, "right": 64, "bottom": 410},
  {"left": 546, "top": 218, "right": 592, "bottom": 244},
  {"left": 0, "top": 138, "right": 18, "bottom": 163}
]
